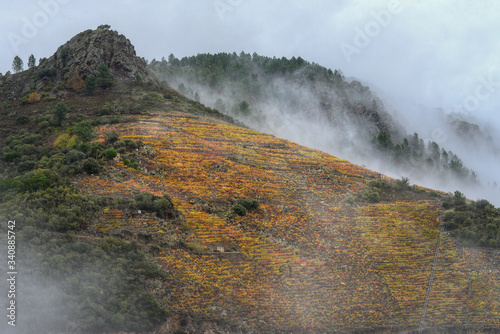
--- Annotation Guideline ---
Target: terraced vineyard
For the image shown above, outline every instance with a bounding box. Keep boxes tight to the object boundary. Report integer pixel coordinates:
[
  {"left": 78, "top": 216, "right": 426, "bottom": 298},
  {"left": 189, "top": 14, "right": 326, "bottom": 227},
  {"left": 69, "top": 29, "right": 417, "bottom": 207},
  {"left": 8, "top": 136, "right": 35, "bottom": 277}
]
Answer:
[{"left": 78, "top": 110, "right": 500, "bottom": 333}]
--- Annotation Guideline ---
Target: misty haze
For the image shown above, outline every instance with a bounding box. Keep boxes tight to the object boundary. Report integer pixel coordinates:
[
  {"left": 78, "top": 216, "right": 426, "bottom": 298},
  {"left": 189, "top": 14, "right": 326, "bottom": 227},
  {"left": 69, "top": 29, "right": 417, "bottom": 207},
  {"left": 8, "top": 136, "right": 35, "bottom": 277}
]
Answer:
[{"left": 1, "top": 1, "right": 500, "bottom": 334}]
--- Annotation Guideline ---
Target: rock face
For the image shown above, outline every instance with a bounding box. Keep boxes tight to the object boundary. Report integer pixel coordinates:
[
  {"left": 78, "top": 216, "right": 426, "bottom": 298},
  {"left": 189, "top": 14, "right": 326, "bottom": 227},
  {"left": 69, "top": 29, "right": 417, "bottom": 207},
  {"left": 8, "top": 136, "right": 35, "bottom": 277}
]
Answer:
[
  {"left": 53, "top": 28, "right": 160, "bottom": 85},
  {"left": 0, "top": 27, "right": 161, "bottom": 98}
]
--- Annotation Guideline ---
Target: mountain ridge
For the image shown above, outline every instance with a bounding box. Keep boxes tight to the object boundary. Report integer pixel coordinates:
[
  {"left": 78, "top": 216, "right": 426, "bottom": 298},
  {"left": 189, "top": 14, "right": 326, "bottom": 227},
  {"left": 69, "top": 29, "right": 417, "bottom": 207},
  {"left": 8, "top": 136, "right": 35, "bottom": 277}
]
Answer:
[
  {"left": 147, "top": 52, "right": 494, "bottom": 201},
  {"left": 0, "top": 28, "right": 499, "bottom": 334}
]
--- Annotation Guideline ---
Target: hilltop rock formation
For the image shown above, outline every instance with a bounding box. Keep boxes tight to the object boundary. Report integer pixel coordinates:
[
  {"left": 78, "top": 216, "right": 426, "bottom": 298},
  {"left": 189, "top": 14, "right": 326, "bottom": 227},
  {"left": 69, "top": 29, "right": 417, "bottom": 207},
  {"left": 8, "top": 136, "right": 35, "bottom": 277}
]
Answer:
[{"left": 0, "top": 27, "right": 160, "bottom": 99}]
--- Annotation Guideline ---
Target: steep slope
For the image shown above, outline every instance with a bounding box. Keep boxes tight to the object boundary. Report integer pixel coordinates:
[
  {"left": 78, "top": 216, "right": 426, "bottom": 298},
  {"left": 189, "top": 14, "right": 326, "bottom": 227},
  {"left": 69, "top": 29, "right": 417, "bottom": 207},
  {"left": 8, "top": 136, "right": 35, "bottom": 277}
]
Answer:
[
  {"left": 77, "top": 110, "right": 499, "bottom": 333},
  {"left": 1, "top": 29, "right": 499, "bottom": 334},
  {"left": 148, "top": 53, "right": 485, "bottom": 198}
]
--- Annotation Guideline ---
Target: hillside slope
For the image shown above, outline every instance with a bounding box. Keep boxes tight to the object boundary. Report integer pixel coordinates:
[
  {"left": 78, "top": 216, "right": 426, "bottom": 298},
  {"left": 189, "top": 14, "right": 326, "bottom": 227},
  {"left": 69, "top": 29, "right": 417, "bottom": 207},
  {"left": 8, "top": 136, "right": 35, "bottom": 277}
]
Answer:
[
  {"left": 79, "top": 109, "right": 499, "bottom": 333},
  {"left": 1, "top": 28, "right": 499, "bottom": 334},
  {"left": 148, "top": 53, "right": 482, "bottom": 195}
]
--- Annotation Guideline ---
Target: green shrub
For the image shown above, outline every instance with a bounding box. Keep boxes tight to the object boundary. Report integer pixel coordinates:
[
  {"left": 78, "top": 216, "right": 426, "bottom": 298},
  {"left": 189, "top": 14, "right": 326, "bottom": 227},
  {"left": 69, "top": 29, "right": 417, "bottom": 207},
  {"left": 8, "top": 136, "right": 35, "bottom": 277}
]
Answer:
[
  {"left": 153, "top": 195, "right": 175, "bottom": 218},
  {"left": 53, "top": 102, "right": 69, "bottom": 126},
  {"left": 232, "top": 204, "right": 247, "bottom": 216},
  {"left": 442, "top": 200, "right": 453, "bottom": 210},
  {"left": 22, "top": 170, "right": 49, "bottom": 192},
  {"left": 454, "top": 190, "right": 466, "bottom": 206},
  {"left": 123, "top": 159, "right": 131, "bottom": 166},
  {"left": 132, "top": 192, "right": 176, "bottom": 218},
  {"left": 16, "top": 115, "right": 30, "bottom": 124},
  {"left": 475, "top": 199, "right": 492, "bottom": 210},
  {"left": 73, "top": 120, "right": 94, "bottom": 142},
  {"left": 0, "top": 179, "right": 22, "bottom": 191},
  {"left": 96, "top": 63, "right": 113, "bottom": 88},
  {"left": 17, "top": 161, "right": 36, "bottom": 173},
  {"left": 237, "top": 198, "right": 260, "bottom": 211},
  {"left": 344, "top": 193, "right": 357, "bottom": 205},
  {"left": 444, "top": 220, "right": 458, "bottom": 230},
  {"left": 367, "top": 180, "right": 390, "bottom": 189},
  {"left": 394, "top": 177, "right": 411, "bottom": 191},
  {"left": 142, "top": 92, "right": 164, "bottom": 103},
  {"left": 83, "top": 158, "right": 99, "bottom": 174},
  {"left": 38, "top": 120, "right": 51, "bottom": 129},
  {"left": 362, "top": 191, "right": 380, "bottom": 203},
  {"left": 104, "top": 148, "right": 117, "bottom": 160},
  {"left": 63, "top": 150, "right": 86, "bottom": 165},
  {"left": 37, "top": 67, "right": 57, "bottom": 79},
  {"left": 85, "top": 74, "right": 96, "bottom": 95},
  {"left": 443, "top": 211, "right": 455, "bottom": 222},
  {"left": 77, "top": 142, "right": 91, "bottom": 154},
  {"left": 1, "top": 152, "right": 21, "bottom": 162}
]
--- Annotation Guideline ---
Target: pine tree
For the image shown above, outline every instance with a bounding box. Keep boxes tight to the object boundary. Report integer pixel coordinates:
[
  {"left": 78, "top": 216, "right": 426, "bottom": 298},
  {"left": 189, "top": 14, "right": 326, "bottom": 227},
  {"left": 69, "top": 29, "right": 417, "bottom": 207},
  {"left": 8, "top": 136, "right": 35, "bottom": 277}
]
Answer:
[
  {"left": 96, "top": 63, "right": 112, "bottom": 88},
  {"left": 28, "top": 54, "right": 36, "bottom": 68},
  {"left": 53, "top": 102, "right": 69, "bottom": 126},
  {"left": 85, "top": 74, "right": 97, "bottom": 95},
  {"left": 12, "top": 56, "right": 23, "bottom": 73}
]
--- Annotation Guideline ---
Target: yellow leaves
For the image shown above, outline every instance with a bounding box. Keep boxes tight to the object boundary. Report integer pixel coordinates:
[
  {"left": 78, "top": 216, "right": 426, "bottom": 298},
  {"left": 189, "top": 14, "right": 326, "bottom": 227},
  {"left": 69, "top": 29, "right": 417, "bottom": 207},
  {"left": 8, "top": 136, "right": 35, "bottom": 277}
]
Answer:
[
  {"left": 72, "top": 110, "right": 500, "bottom": 330},
  {"left": 28, "top": 91, "right": 41, "bottom": 104},
  {"left": 53, "top": 133, "right": 77, "bottom": 148}
]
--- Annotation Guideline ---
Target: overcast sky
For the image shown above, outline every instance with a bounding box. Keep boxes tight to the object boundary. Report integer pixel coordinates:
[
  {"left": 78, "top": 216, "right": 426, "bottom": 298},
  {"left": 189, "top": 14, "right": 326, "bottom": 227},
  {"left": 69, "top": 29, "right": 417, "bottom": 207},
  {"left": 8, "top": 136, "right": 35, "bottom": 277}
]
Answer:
[{"left": 1, "top": 0, "right": 500, "bottom": 129}]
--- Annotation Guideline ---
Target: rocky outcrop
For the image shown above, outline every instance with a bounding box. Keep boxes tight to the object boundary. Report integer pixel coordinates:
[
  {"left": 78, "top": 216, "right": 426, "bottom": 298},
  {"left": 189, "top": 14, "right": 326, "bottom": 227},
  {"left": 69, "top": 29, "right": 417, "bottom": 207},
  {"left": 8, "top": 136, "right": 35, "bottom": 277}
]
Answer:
[
  {"left": 51, "top": 28, "right": 160, "bottom": 85},
  {"left": 0, "top": 27, "right": 161, "bottom": 98}
]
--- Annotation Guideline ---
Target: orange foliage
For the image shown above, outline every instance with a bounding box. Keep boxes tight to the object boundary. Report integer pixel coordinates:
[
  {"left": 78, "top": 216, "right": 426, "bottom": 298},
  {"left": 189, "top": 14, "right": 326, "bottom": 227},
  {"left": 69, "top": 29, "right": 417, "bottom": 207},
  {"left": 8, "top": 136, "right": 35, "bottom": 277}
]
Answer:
[
  {"left": 76, "top": 110, "right": 500, "bottom": 331},
  {"left": 28, "top": 92, "right": 41, "bottom": 104},
  {"left": 66, "top": 72, "right": 85, "bottom": 91}
]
